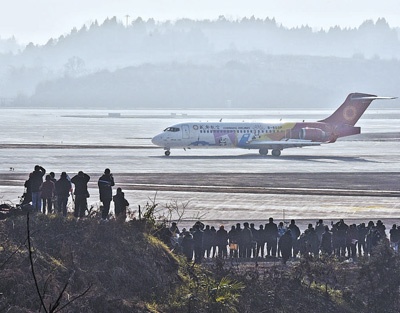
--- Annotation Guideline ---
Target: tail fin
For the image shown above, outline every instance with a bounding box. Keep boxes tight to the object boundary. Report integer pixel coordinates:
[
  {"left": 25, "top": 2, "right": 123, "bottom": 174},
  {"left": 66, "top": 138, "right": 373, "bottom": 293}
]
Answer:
[{"left": 319, "top": 93, "right": 395, "bottom": 126}]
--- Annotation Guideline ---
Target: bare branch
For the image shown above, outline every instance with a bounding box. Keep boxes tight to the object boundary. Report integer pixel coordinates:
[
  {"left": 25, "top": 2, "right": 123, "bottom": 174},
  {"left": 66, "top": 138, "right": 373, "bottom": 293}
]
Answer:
[
  {"left": 53, "top": 284, "right": 92, "bottom": 313},
  {"left": 27, "top": 212, "right": 48, "bottom": 313}
]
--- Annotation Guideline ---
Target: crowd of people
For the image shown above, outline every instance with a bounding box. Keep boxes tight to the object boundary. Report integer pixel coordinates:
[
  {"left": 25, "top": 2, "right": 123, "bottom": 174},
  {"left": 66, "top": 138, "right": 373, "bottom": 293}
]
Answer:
[
  {"left": 167, "top": 218, "right": 395, "bottom": 264},
  {"left": 22, "top": 165, "right": 129, "bottom": 222},
  {"left": 21, "top": 165, "right": 397, "bottom": 264}
]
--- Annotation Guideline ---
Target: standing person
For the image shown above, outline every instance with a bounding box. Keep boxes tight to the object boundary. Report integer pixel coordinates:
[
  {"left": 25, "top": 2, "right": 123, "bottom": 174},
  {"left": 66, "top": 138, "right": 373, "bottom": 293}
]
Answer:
[
  {"left": 390, "top": 224, "right": 399, "bottom": 253},
  {"left": 277, "top": 222, "right": 287, "bottom": 257},
  {"left": 216, "top": 225, "right": 228, "bottom": 258},
  {"left": 30, "top": 165, "right": 46, "bottom": 212},
  {"left": 288, "top": 220, "right": 301, "bottom": 258},
  {"left": 228, "top": 225, "right": 238, "bottom": 258},
  {"left": 192, "top": 224, "right": 204, "bottom": 264},
  {"left": 22, "top": 173, "right": 33, "bottom": 205},
  {"left": 40, "top": 175, "right": 55, "bottom": 214},
  {"left": 255, "top": 225, "right": 266, "bottom": 258},
  {"left": 98, "top": 168, "right": 115, "bottom": 221},
  {"left": 241, "top": 222, "right": 253, "bottom": 259},
  {"left": 265, "top": 217, "right": 278, "bottom": 257},
  {"left": 357, "top": 223, "right": 368, "bottom": 257},
  {"left": 203, "top": 225, "right": 213, "bottom": 258},
  {"left": 55, "top": 172, "right": 72, "bottom": 217},
  {"left": 71, "top": 171, "right": 90, "bottom": 218},
  {"left": 181, "top": 231, "right": 194, "bottom": 262},
  {"left": 315, "top": 219, "right": 325, "bottom": 244},
  {"left": 320, "top": 225, "right": 333, "bottom": 255},
  {"left": 49, "top": 172, "right": 58, "bottom": 212},
  {"left": 113, "top": 187, "right": 129, "bottom": 222},
  {"left": 279, "top": 230, "right": 293, "bottom": 265}
]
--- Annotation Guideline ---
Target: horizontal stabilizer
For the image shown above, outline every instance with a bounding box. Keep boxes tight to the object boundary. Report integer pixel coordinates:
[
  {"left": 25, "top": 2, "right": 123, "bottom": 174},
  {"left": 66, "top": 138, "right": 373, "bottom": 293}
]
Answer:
[{"left": 351, "top": 95, "right": 397, "bottom": 100}]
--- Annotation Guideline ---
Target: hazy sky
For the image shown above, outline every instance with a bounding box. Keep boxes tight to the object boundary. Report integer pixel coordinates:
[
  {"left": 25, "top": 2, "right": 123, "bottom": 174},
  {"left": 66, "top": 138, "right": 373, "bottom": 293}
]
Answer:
[{"left": 1, "top": 0, "right": 400, "bottom": 44}]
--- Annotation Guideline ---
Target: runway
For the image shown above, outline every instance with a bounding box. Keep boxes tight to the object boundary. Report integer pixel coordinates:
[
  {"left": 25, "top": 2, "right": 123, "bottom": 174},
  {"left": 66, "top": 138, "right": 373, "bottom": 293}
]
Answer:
[{"left": 0, "top": 108, "right": 399, "bottom": 227}]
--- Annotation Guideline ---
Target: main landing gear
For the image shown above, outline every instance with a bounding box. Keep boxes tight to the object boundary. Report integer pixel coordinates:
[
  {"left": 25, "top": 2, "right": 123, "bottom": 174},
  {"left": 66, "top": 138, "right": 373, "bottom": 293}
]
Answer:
[
  {"left": 259, "top": 148, "right": 268, "bottom": 156},
  {"left": 271, "top": 149, "right": 281, "bottom": 157},
  {"left": 259, "top": 148, "right": 281, "bottom": 157}
]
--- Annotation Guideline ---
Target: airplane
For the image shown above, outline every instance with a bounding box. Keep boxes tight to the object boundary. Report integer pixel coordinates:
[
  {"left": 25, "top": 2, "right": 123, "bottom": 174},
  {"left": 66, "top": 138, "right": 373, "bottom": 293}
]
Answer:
[{"left": 151, "top": 93, "right": 396, "bottom": 156}]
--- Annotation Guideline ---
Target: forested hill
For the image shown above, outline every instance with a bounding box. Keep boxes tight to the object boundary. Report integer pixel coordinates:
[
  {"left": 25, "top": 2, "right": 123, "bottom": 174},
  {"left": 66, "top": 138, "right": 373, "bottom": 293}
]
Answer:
[{"left": 1, "top": 16, "right": 400, "bottom": 108}]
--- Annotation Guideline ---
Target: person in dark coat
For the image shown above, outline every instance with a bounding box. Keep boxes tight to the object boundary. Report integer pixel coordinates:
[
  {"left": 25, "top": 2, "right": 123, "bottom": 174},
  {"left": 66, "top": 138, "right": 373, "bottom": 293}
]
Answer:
[
  {"left": 98, "top": 168, "right": 115, "bottom": 220},
  {"left": 71, "top": 171, "right": 90, "bottom": 218},
  {"left": 241, "top": 222, "right": 253, "bottom": 259},
  {"left": 113, "top": 187, "right": 129, "bottom": 222},
  {"left": 49, "top": 172, "right": 58, "bottom": 212},
  {"left": 203, "top": 225, "right": 213, "bottom": 258},
  {"left": 265, "top": 217, "right": 278, "bottom": 257},
  {"left": 357, "top": 223, "right": 368, "bottom": 257},
  {"left": 192, "top": 224, "right": 204, "bottom": 263},
  {"left": 22, "top": 173, "right": 33, "bottom": 205},
  {"left": 288, "top": 219, "right": 301, "bottom": 257},
  {"left": 40, "top": 174, "right": 55, "bottom": 214},
  {"left": 279, "top": 230, "right": 293, "bottom": 264},
  {"left": 228, "top": 225, "right": 238, "bottom": 258},
  {"left": 255, "top": 225, "right": 266, "bottom": 258},
  {"left": 216, "top": 225, "right": 228, "bottom": 258},
  {"left": 55, "top": 172, "right": 72, "bottom": 217},
  {"left": 320, "top": 225, "right": 332, "bottom": 255},
  {"left": 30, "top": 165, "right": 46, "bottom": 212},
  {"left": 210, "top": 226, "right": 217, "bottom": 257},
  {"left": 181, "top": 231, "right": 194, "bottom": 262}
]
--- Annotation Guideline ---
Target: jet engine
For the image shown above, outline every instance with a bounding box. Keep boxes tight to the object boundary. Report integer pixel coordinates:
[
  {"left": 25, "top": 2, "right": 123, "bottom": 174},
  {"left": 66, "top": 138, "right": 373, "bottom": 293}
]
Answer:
[{"left": 299, "top": 128, "right": 328, "bottom": 142}]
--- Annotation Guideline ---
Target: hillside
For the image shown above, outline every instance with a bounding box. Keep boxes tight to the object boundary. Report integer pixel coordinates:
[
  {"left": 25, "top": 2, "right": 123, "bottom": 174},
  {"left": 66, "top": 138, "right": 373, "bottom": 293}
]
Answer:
[{"left": 1, "top": 213, "right": 400, "bottom": 312}]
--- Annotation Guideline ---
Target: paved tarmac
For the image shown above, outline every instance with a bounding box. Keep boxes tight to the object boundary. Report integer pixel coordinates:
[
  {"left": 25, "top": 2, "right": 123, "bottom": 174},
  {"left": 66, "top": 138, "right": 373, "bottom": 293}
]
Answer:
[{"left": 0, "top": 140, "right": 399, "bottom": 225}]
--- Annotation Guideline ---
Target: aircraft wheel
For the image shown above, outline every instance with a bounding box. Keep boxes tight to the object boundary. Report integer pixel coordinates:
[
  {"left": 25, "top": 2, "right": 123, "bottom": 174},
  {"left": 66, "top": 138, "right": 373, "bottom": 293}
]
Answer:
[
  {"left": 272, "top": 149, "right": 281, "bottom": 157},
  {"left": 259, "top": 148, "right": 268, "bottom": 156},
  {"left": 165, "top": 150, "right": 171, "bottom": 156}
]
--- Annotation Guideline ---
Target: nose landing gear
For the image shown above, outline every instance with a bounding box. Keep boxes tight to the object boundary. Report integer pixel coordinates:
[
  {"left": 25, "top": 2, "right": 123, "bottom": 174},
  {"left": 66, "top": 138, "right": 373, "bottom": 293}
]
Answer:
[{"left": 164, "top": 150, "right": 171, "bottom": 156}]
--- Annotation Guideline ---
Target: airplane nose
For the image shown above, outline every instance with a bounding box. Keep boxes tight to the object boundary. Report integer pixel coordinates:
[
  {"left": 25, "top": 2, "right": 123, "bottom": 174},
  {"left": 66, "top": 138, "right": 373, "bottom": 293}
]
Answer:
[{"left": 151, "top": 134, "right": 162, "bottom": 146}]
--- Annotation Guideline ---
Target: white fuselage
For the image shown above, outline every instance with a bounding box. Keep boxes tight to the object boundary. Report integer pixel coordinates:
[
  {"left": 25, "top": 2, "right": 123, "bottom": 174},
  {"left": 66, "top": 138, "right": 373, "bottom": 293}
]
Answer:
[{"left": 151, "top": 121, "right": 303, "bottom": 150}]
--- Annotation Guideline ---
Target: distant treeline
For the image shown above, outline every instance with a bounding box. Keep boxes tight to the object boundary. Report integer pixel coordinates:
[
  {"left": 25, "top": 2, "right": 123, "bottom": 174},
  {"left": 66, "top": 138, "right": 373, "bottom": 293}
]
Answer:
[{"left": 1, "top": 16, "right": 400, "bottom": 108}]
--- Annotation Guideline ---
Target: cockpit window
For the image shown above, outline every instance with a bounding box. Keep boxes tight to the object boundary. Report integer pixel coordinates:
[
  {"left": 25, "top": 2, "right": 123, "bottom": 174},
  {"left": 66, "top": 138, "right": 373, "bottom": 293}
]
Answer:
[{"left": 163, "top": 127, "right": 180, "bottom": 132}]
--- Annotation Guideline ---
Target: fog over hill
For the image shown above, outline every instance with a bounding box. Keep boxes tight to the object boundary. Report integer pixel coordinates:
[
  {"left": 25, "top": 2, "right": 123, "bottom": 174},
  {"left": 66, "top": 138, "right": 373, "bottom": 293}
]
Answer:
[{"left": 1, "top": 16, "right": 399, "bottom": 108}]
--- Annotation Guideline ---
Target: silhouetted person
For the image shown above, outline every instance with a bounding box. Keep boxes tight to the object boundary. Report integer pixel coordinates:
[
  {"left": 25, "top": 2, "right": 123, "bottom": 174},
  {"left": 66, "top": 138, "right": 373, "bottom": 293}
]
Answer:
[
  {"left": 49, "top": 172, "right": 58, "bottom": 212},
  {"left": 30, "top": 165, "right": 46, "bottom": 212},
  {"left": 315, "top": 219, "right": 325, "bottom": 243},
  {"left": 216, "top": 225, "right": 228, "bottom": 258},
  {"left": 288, "top": 220, "right": 300, "bottom": 257},
  {"left": 113, "top": 187, "right": 129, "bottom": 222},
  {"left": 22, "top": 173, "right": 33, "bottom": 205},
  {"left": 255, "top": 225, "right": 266, "bottom": 258},
  {"left": 320, "top": 225, "right": 332, "bottom": 255},
  {"left": 390, "top": 224, "right": 400, "bottom": 252},
  {"left": 335, "top": 219, "right": 348, "bottom": 257},
  {"left": 277, "top": 222, "right": 287, "bottom": 257},
  {"left": 40, "top": 174, "right": 55, "bottom": 214},
  {"left": 98, "top": 168, "right": 115, "bottom": 220},
  {"left": 203, "top": 225, "right": 213, "bottom": 258},
  {"left": 347, "top": 224, "right": 358, "bottom": 259},
  {"left": 279, "top": 230, "right": 293, "bottom": 264},
  {"left": 192, "top": 224, "right": 204, "bottom": 263},
  {"left": 210, "top": 226, "right": 217, "bottom": 257},
  {"left": 241, "top": 222, "right": 253, "bottom": 259},
  {"left": 357, "top": 223, "right": 368, "bottom": 257},
  {"left": 71, "top": 171, "right": 90, "bottom": 218},
  {"left": 181, "top": 231, "right": 194, "bottom": 262},
  {"left": 376, "top": 220, "right": 386, "bottom": 238},
  {"left": 55, "top": 172, "right": 72, "bottom": 217},
  {"left": 265, "top": 217, "right": 278, "bottom": 257},
  {"left": 228, "top": 225, "right": 238, "bottom": 258}
]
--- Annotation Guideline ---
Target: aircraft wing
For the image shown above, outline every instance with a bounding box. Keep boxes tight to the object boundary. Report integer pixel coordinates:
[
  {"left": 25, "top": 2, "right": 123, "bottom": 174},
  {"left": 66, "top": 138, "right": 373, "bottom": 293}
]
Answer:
[{"left": 244, "top": 139, "right": 322, "bottom": 149}]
